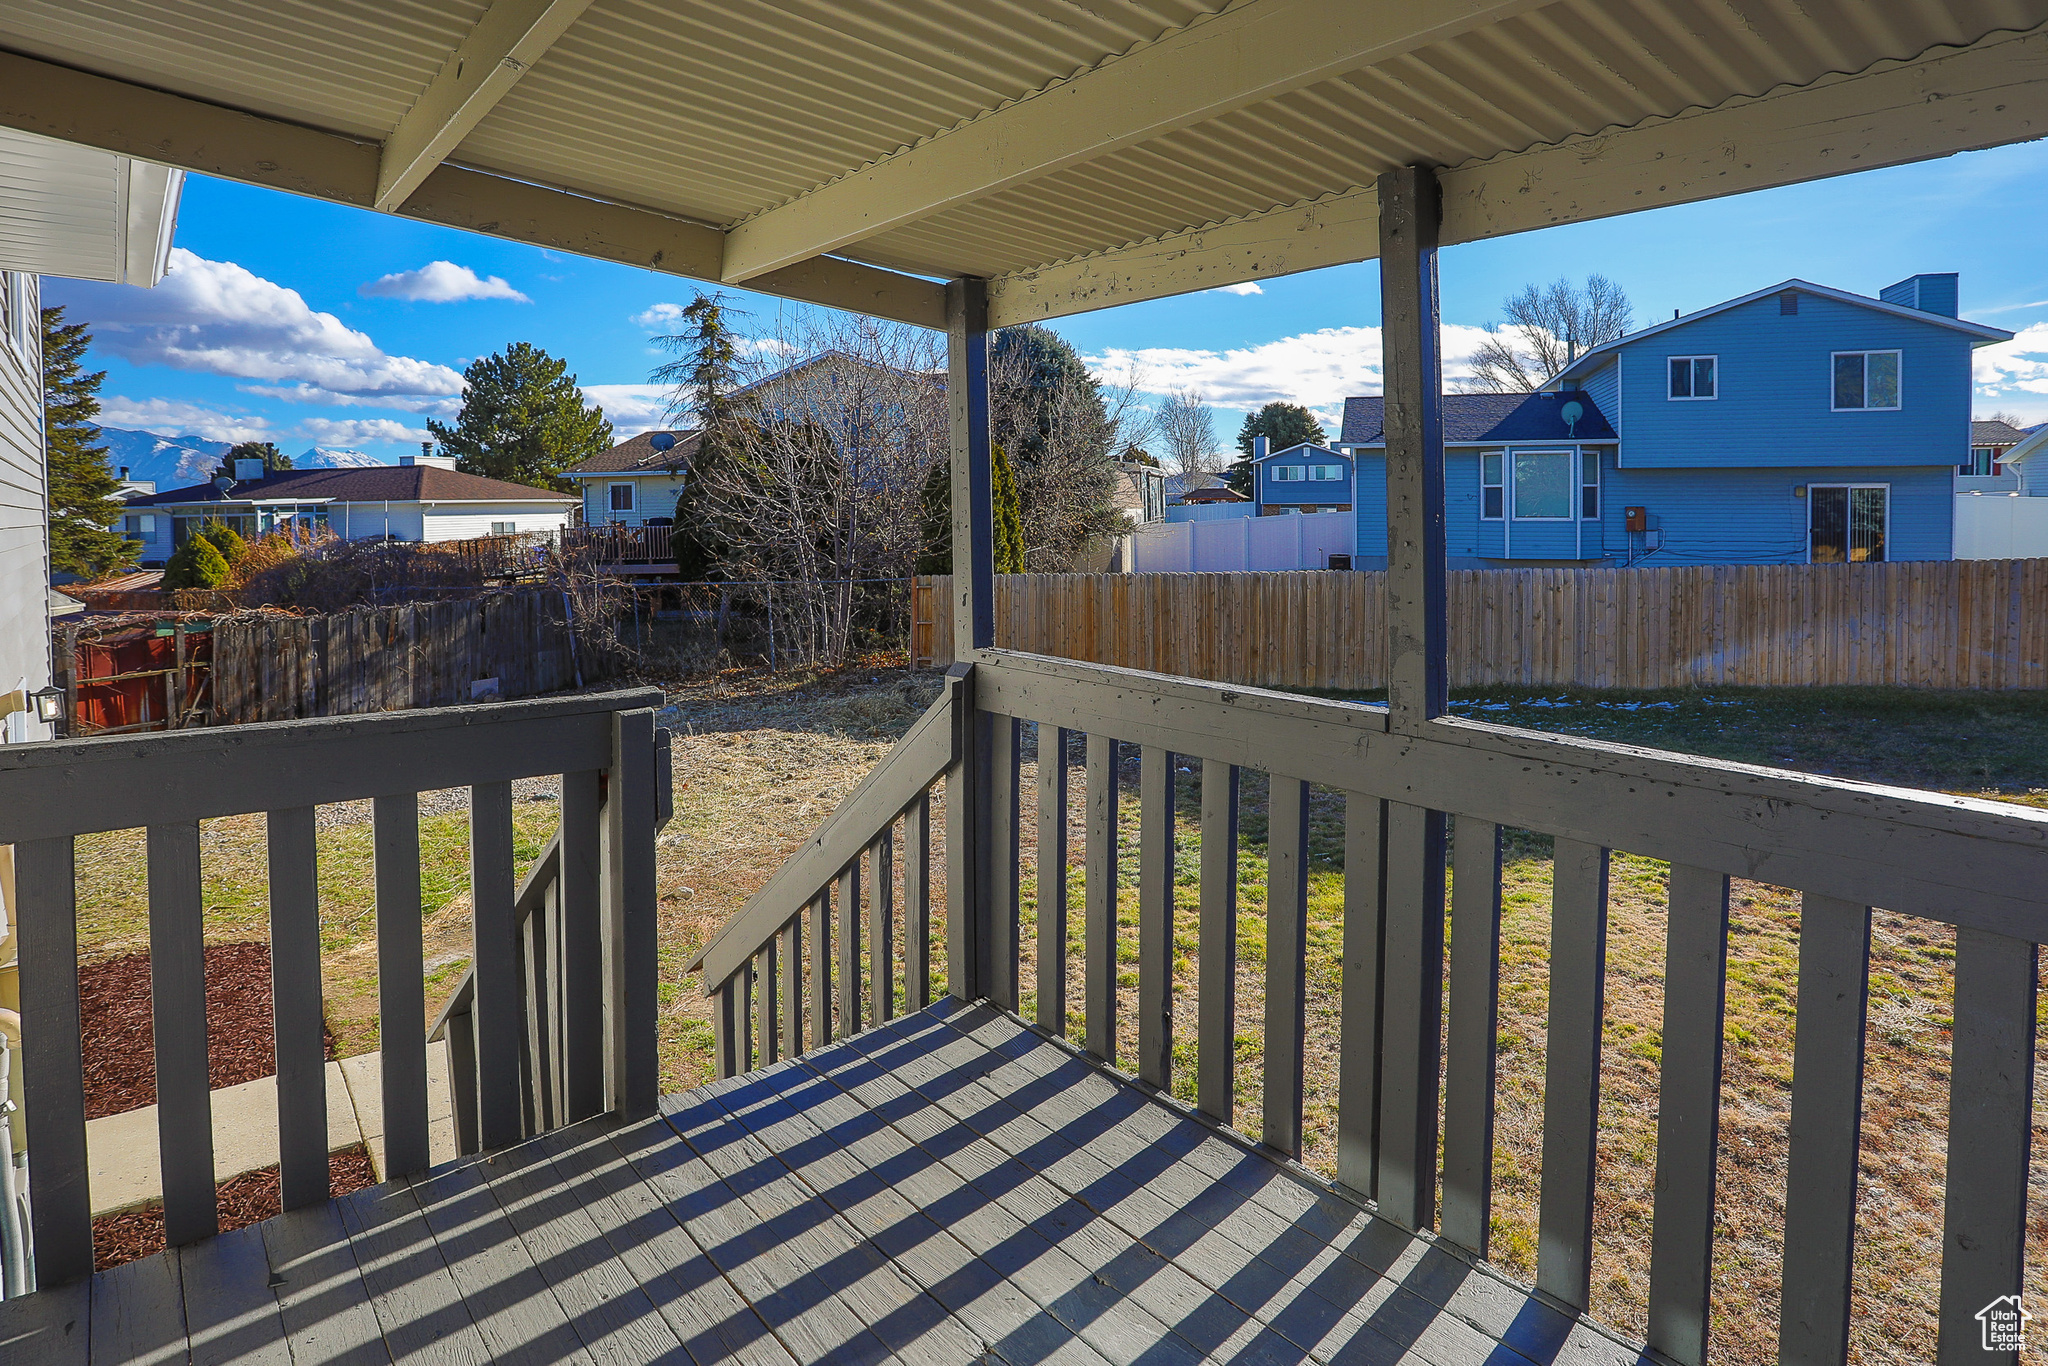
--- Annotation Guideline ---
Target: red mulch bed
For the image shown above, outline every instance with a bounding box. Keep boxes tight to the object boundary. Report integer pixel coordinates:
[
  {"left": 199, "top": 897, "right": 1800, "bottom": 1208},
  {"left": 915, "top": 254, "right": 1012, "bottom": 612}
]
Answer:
[
  {"left": 90, "top": 1146, "right": 378, "bottom": 1271},
  {"left": 80, "top": 941, "right": 336, "bottom": 1120}
]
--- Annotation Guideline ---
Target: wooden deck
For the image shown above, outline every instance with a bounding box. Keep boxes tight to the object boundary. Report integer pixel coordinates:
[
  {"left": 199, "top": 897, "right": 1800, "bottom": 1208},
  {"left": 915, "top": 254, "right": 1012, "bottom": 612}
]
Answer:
[{"left": 2, "top": 1001, "right": 1649, "bottom": 1365}]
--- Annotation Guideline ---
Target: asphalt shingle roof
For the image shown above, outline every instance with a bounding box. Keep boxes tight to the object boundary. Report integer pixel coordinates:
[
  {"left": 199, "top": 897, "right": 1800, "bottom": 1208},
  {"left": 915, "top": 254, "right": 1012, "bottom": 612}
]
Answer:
[
  {"left": 127, "top": 464, "right": 574, "bottom": 507},
  {"left": 1972, "top": 420, "right": 2027, "bottom": 447},
  {"left": 1341, "top": 391, "right": 1616, "bottom": 445},
  {"left": 566, "top": 430, "right": 704, "bottom": 475}
]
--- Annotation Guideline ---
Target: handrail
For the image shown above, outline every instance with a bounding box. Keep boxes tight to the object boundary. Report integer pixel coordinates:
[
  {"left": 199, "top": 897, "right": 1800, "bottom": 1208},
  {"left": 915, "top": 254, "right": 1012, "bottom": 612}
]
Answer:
[{"left": 685, "top": 669, "right": 961, "bottom": 987}]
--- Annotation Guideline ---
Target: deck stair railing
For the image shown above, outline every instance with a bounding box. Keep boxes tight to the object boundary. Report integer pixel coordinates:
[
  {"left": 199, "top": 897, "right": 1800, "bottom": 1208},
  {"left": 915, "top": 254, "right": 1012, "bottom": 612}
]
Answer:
[
  {"left": 0, "top": 688, "right": 666, "bottom": 1292},
  {"left": 695, "top": 647, "right": 2046, "bottom": 1366}
]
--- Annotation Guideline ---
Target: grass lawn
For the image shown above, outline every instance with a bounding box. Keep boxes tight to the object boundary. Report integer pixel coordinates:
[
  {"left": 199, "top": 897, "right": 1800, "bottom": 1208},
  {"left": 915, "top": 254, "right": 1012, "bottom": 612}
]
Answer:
[{"left": 68, "top": 675, "right": 2048, "bottom": 1366}]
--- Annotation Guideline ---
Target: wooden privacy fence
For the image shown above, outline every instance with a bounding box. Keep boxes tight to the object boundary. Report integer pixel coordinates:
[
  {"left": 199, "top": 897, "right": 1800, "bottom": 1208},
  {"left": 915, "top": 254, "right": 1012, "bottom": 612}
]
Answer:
[
  {"left": 211, "top": 590, "right": 602, "bottom": 724},
  {"left": 914, "top": 559, "right": 2048, "bottom": 690}
]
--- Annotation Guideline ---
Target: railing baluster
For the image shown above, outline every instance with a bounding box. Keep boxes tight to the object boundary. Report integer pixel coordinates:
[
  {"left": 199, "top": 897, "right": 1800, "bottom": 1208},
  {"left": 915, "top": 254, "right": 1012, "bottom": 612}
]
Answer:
[
  {"left": 374, "top": 794, "right": 430, "bottom": 1177},
  {"left": 1336, "top": 793, "right": 1384, "bottom": 1196},
  {"left": 990, "top": 716, "right": 1020, "bottom": 1011},
  {"left": 1137, "top": 746, "right": 1175, "bottom": 1090},
  {"left": 266, "top": 805, "right": 327, "bottom": 1210},
  {"left": 738, "top": 958, "right": 755, "bottom": 1071},
  {"left": 781, "top": 916, "right": 803, "bottom": 1060},
  {"left": 471, "top": 780, "right": 521, "bottom": 1150},
  {"left": 447, "top": 1005, "right": 480, "bottom": 1153},
  {"left": 1084, "top": 734, "right": 1119, "bottom": 1064},
  {"left": 1377, "top": 801, "right": 1446, "bottom": 1231},
  {"left": 1263, "top": 778, "right": 1310, "bottom": 1156},
  {"left": 713, "top": 975, "right": 738, "bottom": 1079},
  {"left": 1648, "top": 864, "right": 1732, "bottom": 1365},
  {"left": 17, "top": 835, "right": 92, "bottom": 1284},
  {"left": 811, "top": 888, "right": 833, "bottom": 1049},
  {"left": 838, "top": 859, "right": 861, "bottom": 1036},
  {"left": 1441, "top": 817, "right": 1503, "bottom": 1255},
  {"left": 1537, "top": 837, "right": 1610, "bottom": 1310},
  {"left": 559, "top": 769, "right": 604, "bottom": 1123},
  {"left": 1037, "top": 729, "right": 1071, "bottom": 1035},
  {"left": 1936, "top": 926, "right": 2037, "bottom": 1364},
  {"left": 147, "top": 821, "right": 216, "bottom": 1246},
  {"left": 871, "top": 824, "right": 896, "bottom": 1022},
  {"left": 905, "top": 793, "right": 931, "bottom": 1011},
  {"left": 1778, "top": 894, "right": 1871, "bottom": 1366},
  {"left": 603, "top": 708, "right": 660, "bottom": 1115},
  {"left": 757, "top": 941, "right": 778, "bottom": 1065},
  {"left": 1197, "top": 761, "right": 1239, "bottom": 1123}
]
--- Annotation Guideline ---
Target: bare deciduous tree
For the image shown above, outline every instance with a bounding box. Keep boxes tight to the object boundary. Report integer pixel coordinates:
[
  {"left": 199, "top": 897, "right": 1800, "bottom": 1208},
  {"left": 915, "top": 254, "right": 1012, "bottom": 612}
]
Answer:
[
  {"left": 1155, "top": 387, "right": 1221, "bottom": 477},
  {"left": 1466, "top": 274, "right": 1634, "bottom": 393}
]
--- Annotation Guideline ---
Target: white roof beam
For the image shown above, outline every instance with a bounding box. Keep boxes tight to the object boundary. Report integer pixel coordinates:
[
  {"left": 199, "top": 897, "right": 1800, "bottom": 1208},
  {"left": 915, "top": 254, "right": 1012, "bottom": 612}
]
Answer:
[
  {"left": 375, "top": 0, "right": 596, "bottom": 212},
  {"left": 987, "top": 22, "right": 2048, "bottom": 326},
  {"left": 0, "top": 49, "right": 945, "bottom": 328},
  {"left": 717, "top": 0, "right": 1552, "bottom": 283}
]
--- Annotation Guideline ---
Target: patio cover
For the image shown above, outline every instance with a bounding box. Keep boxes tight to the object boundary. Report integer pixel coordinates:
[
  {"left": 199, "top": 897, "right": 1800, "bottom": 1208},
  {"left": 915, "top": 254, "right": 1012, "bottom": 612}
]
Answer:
[{"left": 0, "top": 0, "right": 2042, "bottom": 325}]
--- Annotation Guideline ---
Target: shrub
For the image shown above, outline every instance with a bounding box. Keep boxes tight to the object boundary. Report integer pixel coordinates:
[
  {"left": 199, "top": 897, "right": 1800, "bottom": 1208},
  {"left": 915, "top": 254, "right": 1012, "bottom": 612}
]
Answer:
[
  {"left": 161, "top": 535, "right": 230, "bottom": 589},
  {"left": 197, "top": 519, "right": 249, "bottom": 565}
]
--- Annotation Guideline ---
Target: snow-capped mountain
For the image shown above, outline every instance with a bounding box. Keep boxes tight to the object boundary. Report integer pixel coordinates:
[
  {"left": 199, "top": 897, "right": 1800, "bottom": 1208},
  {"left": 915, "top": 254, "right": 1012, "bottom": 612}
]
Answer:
[
  {"left": 296, "top": 446, "right": 386, "bottom": 469},
  {"left": 93, "top": 427, "right": 230, "bottom": 488}
]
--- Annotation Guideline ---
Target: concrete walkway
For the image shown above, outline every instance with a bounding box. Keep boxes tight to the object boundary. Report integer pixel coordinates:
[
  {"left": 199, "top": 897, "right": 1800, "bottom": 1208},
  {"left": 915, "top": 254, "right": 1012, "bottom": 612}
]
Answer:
[{"left": 85, "top": 1043, "right": 458, "bottom": 1216}]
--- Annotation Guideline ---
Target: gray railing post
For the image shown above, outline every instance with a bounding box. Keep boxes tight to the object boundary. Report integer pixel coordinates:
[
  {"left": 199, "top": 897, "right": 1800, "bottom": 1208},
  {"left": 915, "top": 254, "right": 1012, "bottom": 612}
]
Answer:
[
  {"left": 604, "top": 706, "right": 660, "bottom": 1116},
  {"left": 945, "top": 274, "right": 995, "bottom": 1004}
]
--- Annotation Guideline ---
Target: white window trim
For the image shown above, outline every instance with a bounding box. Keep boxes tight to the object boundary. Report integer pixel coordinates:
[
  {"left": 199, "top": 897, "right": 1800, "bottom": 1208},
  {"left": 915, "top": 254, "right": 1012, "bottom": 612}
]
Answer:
[
  {"left": 608, "top": 482, "right": 636, "bottom": 512},
  {"left": 1308, "top": 464, "right": 1345, "bottom": 481},
  {"left": 1667, "top": 354, "right": 1718, "bottom": 401},
  {"left": 1270, "top": 465, "right": 1306, "bottom": 482},
  {"left": 1580, "top": 450, "right": 1601, "bottom": 521},
  {"left": 1830, "top": 349, "right": 1903, "bottom": 412},
  {"left": 1806, "top": 482, "right": 1891, "bottom": 564},
  {"left": 1510, "top": 447, "right": 1576, "bottom": 521},
  {"left": 1480, "top": 449, "right": 1504, "bottom": 521}
]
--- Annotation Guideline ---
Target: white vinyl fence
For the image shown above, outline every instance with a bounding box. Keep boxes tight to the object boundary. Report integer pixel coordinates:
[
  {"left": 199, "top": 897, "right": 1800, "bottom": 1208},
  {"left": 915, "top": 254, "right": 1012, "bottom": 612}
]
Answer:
[
  {"left": 1955, "top": 493, "right": 2048, "bottom": 559},
  {"left": 1125, "top": 509, "right": 1355, "bottom": 571}
]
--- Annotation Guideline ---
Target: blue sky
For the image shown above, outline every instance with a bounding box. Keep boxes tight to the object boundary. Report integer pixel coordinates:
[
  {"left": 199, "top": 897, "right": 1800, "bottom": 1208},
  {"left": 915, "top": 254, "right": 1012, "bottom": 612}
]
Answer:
[{"left": 44, "top": 135, "right": 2048, "bottom": 464}]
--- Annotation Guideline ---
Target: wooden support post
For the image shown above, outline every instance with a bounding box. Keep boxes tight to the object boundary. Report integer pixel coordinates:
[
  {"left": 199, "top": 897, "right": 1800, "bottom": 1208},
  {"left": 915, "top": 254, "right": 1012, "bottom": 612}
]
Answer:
[
  {"left": 1377, "top": 165, "right": 1447, "bottom": 731},
  {"left": 604, "top": 707, "right": 659, "bottom": 1116},
  {"left": 946, "top": 276, "right": 995, "bottom": 1003}
]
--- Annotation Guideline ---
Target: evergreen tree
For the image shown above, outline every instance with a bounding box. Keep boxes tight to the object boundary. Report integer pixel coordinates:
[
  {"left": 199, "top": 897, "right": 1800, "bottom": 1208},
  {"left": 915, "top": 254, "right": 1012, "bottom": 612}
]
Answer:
[
  {"left": 1227, "top": 402, "right": 1328, "bottom": 496},
  {"left": 161, "top": 534, "right": 229, "bottom": 590},
  {"left": 915, "top": 446, "right": 1024, "bottom": 575},
  {"left": 428, "top": 342, "right": 612, "bottom": 491},
  {"left": 41, "top": 306, "right": 139, "bottom": 576},
  {"left": 198, "top": 518, "right": 249, "bottom": 565},
  {"left": 649, "top": 294, "right": 744, "bottom": 579},
  {"left": 218, "top": 441, "right": 291, "bottom": 475}
]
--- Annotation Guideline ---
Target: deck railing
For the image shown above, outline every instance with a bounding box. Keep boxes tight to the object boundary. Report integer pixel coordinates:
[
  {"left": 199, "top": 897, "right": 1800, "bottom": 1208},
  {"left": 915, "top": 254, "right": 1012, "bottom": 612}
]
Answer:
[
  {"left": 694, "top": 647, "right": 2046, "bottom": 1365},
  {"left": 0, "top": 688, "right": 666, "bottom": 1290},
  {"left": 560, "top": 524, "right": 675, "bottom": 566}
]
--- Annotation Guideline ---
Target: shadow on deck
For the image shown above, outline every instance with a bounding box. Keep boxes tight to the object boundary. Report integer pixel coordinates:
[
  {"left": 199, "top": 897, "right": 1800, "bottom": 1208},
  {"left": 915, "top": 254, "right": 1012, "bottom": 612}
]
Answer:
[{"left": 1, "top": 1001, "right": 1650, "bottom": 1365}]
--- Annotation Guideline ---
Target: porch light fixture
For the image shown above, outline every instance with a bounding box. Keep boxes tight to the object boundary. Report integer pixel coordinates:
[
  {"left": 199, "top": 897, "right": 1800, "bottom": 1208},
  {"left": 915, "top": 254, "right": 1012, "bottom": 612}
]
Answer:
[{"left": 29, "top": 685, "right": 65, "bottom": 723}]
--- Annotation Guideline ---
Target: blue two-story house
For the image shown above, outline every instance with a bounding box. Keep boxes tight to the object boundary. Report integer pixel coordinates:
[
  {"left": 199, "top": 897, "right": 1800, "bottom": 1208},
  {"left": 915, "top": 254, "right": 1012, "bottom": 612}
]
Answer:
[
  {"left": 1251, "top": 436, "right": 1354, "bottom": 514},
  {"left": 1340, "top": 274, "right": 2011, "bottom": 567}
]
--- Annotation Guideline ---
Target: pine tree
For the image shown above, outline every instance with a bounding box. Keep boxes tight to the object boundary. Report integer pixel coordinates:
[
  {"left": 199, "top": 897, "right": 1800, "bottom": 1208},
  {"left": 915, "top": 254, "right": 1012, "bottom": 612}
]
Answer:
[
  {"left": 915, "top": 445, "right": 1024, "bottom": 575},
  {"left": 428, "top": 342, "right": 612, "bottom": 491},
  {"left": 42, "top": 306, "right": 139, "bottom": 576},
  {"left": 218, "top": 441, "right": 292, "bottom": 475},
  {"left": 1227, "top": 402, "right": 1328, "bottom": 496},
  {"left": 650, "top": 294, "right": 744, "bottom": 578}
]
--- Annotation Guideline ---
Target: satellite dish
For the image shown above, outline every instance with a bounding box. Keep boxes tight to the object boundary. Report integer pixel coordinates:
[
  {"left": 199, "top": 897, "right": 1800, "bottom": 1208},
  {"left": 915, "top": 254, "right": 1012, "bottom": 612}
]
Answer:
[
  {"left": 213, "top": 474, "right": 235, "bottom": 496},
  {"left": 1560, "top": 399, "right": 1584, "bottom": 437},
  {"left": 649, "top": 431, "right": 677, "bottom": 453}
]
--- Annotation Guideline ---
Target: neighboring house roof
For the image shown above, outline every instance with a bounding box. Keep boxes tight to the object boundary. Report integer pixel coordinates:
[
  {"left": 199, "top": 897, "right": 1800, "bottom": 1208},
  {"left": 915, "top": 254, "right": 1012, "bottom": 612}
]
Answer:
[
  {"left": 1340, "top": 392, "right": 1617, "bottom": 445},
  {"left": 566, "top": 430, "right": 704, "bottom": 476},
  {"left": 1178, "top": 486, "right": 1249, "bottom": 503},
  {"left": 1548, "top": 277, "right": 2014, "bottom": 389},
  {"left": 1251, "top": 441, "right": 1348, "bottom": 463},
  {"left": 127, "top": 465, "right": 575, "bottom": 507},
  {"left": 1972, "top": 419, "right": 2027, "bottom": 447},
  {"left": 2000, "top": 424, "right": 2048, "bottom": 469},
  {"left": 1163, "top": 471, "right": 1227, "bottom": 499}
]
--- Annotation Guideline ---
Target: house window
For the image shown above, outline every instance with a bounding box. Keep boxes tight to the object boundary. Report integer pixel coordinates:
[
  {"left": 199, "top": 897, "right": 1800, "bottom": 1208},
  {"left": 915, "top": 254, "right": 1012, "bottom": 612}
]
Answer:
[
  {"left": 1481, "top": 450, "right": 1503, "bottom": 519},
  {"left": 1581, "top": 451, "right": 1601, "bottom": 520},
  {"left": 609, "top": 483, "right": 635, "bottom": 511},
  {"left": 1308, "top": 464, "right": 1345, "bottom": 481},
  {"left": 1270, "top": 465, "right": 1305, "bottom": 482},
  {"left": 1512, "top": 449, "right": 1574, "bottom": 520},
  {"left": 1833, "top": 351, "right": 1901, "bottom": 410},
  {"left": 490, "top": 521, "right": 516, "bottom": 535},
  {"left": 1964, "top": 448, "right": 2003, "bottom": 476},
  {"left": 1809, "top": 484, "right": 1888, "bottom": 563},
  {"left": 1668, "top": 355, "right": 1716, "bottom": 399}
]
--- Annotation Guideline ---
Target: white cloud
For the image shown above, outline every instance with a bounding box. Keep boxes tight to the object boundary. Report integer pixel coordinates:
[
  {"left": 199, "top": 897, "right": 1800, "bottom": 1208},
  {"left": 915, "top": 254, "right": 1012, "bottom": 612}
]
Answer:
[
  {"left": 239, "top": 383, "right": 462, "bottom": 418},
  {"left": 632, "top": 302, "right": 688, "bottom": 330},
  {"left": 358, "top": 261, "right": 529, "bottom": 303},
  {"left": 1208, "top": 282, "right": 1264, "bottom": 296},
  {"left": 296, "top": 417, "right": 433, "bottom": 446},
  {"left": 53, "top": 249, "right": 466, "bottom": 400},
  {"left": 97, "top": 396, "right": 271, "bottom": 445},
  {"left": 1089, "top": 323, "right": 1497, "bottom": 433},
  {"left": 1975, "top": 322, "right": 2048, "bottom": 393},
  {"left": 581, "top": 384, "right": 675, "bottom": 439}
]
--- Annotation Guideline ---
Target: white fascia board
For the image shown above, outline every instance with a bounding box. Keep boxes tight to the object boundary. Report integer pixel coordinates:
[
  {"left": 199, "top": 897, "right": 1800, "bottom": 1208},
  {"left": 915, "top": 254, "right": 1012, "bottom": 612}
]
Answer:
[
  {"left": 1250, "top": 443, "right": 1345, "bottom": 463},
  {"left": 123, "top": 160, "right": 183, "bottom": 285}
]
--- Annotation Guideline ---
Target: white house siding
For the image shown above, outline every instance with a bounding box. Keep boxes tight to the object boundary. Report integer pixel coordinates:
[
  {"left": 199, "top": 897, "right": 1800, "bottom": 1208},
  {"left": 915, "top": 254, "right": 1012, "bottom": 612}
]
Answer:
[
  {"left": 579, "top": 475, "right": 686, "bottom": 528},
  {"left": 122, "top": 509, "right": 172, "bottom": 565},
  {"left": 333, "top": 503, "right": 426, "bottom": 543},
  {"left": 0, "top": 271, "right": 50, "bottom": 739},
  {"left": 420, "top": 506, "right": 573, "bottom": 541}
]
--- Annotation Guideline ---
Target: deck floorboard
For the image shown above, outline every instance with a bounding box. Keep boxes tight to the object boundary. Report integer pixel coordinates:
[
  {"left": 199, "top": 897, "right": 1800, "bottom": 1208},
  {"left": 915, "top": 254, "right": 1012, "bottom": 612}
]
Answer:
[{"left": 33, "top": 1000, "right": 1653, "bottom": 1364}]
